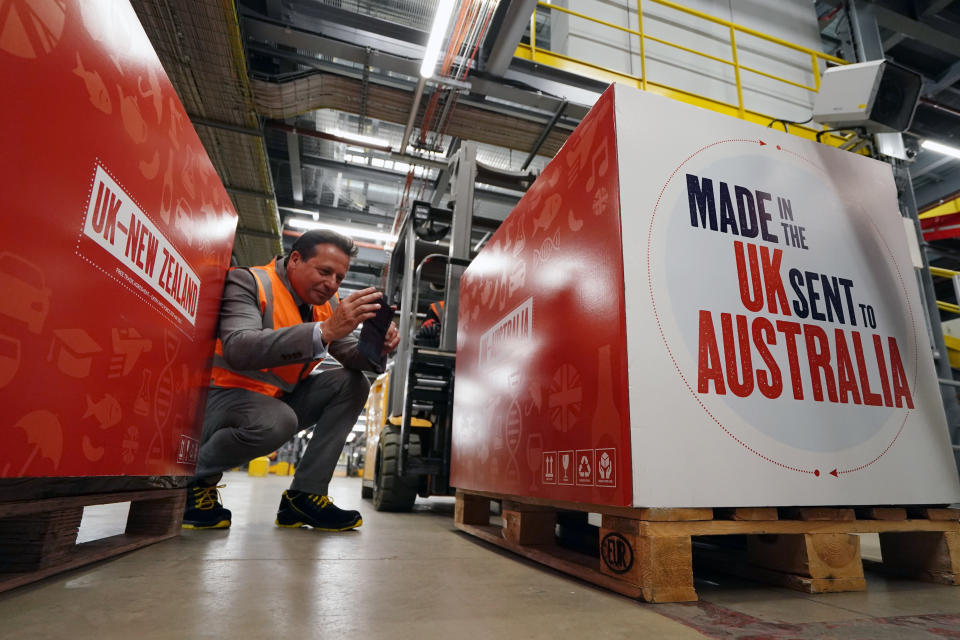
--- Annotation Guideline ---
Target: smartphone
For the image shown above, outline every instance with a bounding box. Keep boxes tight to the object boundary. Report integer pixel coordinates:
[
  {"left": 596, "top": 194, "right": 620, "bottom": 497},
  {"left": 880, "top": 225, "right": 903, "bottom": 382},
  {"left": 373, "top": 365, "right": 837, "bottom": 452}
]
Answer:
[{"left": 357, "top": 295, "right": 394, "bottom": 363}]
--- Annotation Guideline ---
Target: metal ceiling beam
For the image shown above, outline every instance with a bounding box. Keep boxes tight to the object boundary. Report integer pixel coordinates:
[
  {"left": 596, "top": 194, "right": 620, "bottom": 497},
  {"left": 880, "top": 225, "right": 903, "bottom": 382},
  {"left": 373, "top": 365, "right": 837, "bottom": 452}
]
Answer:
[
  {"left": 242, "top": 12, "right": 424, "bottom": 73},
  {"left": 926, "top": 58, "right": 960, "bottom": 96},
  {"left": 484, "top": 0, "right": 538, "bottom": 76},
  {"left": 190, "top": 116, "right": 263, "bottom": 137},
  {"left": 282, "top": 2, "right": 427, "bottom": 48},
  {"left": 861, "top": 2, "right": 960, "bottom": 58},
  {"left": 882, "top": 32, "right": 907, "bottom": 49},
  {"left": 226, "top": 185, "right": 275, "bottom": 200},
  {"left": 913, "top": 154, "right": 956, "bottom": 178},
  {"left": 917, "top": 167, "right": 960, "bottom": 208},
  {"left": 917, "top": 0, "right": 955, "bottom": 18},
  {"left": 237, "top": 226, "right": 278, "bottom": 239}
]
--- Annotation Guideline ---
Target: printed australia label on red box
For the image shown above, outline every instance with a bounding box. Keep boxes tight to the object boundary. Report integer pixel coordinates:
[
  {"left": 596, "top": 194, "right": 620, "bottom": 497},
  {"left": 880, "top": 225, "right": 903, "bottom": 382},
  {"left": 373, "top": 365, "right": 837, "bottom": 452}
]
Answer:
[{"left": 79, "top": 164, "right": 200, "bottom": 328}]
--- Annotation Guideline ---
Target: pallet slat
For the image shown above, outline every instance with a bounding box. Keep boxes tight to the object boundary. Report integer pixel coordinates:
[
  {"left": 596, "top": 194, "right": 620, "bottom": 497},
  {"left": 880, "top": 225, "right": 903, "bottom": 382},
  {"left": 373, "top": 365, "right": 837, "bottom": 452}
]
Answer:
[
  {"left": 855, "top": 507, "right": 907, "bottom": 521},
  {"left": 715, "top": 507, "right": 778, "bottom": 521}
]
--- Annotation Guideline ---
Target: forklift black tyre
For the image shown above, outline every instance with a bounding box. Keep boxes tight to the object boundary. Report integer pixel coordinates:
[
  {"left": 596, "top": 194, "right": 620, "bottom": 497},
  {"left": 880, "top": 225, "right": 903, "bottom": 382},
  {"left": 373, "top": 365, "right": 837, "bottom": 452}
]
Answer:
[
  {"left": 361, "top": 485, "right": 373, "bottom": 500},
  {"left": 373, "top": 426, "right": 420, "bottom": 512}
]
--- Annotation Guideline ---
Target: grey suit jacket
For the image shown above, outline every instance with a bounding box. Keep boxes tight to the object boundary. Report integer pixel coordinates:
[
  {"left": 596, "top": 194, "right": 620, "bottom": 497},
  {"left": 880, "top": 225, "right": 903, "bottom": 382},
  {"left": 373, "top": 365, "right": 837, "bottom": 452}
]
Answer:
[{"left": 216, "top": 260, "right": 385, "bottom": 378}]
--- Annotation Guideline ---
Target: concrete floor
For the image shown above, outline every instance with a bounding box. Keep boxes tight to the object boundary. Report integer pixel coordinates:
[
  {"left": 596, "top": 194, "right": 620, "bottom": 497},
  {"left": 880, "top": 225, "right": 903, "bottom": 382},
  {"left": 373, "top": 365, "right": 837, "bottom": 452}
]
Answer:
[{"left": 2, "top": 473, "right": 960, "bottom": 640}]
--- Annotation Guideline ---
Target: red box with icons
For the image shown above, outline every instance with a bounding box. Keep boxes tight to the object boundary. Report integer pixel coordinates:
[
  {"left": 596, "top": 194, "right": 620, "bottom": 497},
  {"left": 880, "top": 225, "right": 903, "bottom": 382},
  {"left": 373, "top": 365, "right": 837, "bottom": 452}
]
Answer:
[
  {"left": 451, "top": 86, "right": 632, "bottom": 506},
  {"left": 0, "top": 1, "right": 236, "bottom": 481},
  {"left": 451, "top": 84, "right": 960, "bottom": 508}
]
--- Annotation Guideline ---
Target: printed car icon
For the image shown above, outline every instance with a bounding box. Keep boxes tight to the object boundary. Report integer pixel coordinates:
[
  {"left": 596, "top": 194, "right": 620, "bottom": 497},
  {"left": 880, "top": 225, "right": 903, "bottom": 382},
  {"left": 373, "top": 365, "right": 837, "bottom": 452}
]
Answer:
[{"left": 0, "top": 253, "right": 52, "bottom": 334}]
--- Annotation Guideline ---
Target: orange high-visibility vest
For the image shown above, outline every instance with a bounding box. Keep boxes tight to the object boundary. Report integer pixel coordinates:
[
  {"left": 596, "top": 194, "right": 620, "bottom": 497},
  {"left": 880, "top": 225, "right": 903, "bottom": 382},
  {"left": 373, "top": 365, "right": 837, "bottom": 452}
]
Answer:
[{"left": 210, "top": 259, "right": 337, "bottom": 397}]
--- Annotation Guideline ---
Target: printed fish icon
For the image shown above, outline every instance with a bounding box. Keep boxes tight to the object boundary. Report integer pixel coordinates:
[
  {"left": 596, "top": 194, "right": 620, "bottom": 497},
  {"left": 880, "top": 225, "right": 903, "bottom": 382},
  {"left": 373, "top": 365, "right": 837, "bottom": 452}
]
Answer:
[
  {"left": 117, "top": 85, "right": 148, "bottom": 144},
  {"left": 73, "top": 53, "right": 111, "bottom": 115},
  {"left": 532, "top": 193, "right": 562, "bottom": 233},
  {"left": 140, "top": 150, "right": 160, "bottom": 180},
  {"left": 138, "top": 69, "right": 163, "bottom": 122},
  {"left": 84, "top": 393, "right": 121, "bottom": 429}
]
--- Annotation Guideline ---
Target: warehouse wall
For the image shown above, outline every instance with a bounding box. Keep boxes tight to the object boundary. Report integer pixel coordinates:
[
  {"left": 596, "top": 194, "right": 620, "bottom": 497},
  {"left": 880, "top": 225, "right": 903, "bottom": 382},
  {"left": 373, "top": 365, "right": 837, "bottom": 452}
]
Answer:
[{"left": 549, "top": 0, "right": 824, "bottom": 122}]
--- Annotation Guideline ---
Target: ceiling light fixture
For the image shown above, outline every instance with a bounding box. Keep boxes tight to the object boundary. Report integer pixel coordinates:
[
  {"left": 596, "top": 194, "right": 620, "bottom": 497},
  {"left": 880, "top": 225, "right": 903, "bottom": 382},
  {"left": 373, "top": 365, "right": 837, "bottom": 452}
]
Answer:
[
  {"left": 278, "top": 206, "right": 320, "bottom": 221},
  {"left": 420, "top": 0, "right": 456, "bottom": 79},
  {"left": 330, "top": 129, "right": 390, "bottom": 148},
  {"left": 922, "top": 139, "right": 960, "bottom": 160},
  {"left": 287, "top": 217, "right": 398, "bottom": 243}
]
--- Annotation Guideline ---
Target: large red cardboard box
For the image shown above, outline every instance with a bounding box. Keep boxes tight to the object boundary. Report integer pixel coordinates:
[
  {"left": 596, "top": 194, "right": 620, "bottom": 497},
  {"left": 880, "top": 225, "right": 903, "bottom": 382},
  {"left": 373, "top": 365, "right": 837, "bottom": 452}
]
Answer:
[
  {"left": 0, "top": 1, "right": 236, "bottom": 480},
  {"left": 451, "top": 84, "right": 960, "bottom": 508}
]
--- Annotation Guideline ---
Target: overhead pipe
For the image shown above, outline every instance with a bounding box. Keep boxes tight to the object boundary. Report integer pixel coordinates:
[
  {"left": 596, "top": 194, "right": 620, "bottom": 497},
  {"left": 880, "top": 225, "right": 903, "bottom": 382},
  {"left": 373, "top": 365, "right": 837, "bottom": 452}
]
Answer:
[
  {"left": 522, "top": 98, "right": 567, "bottom": 170},
  {"left": 400, "top": 76, "right": 426, "bottom": 155},
  {"left": 919, "top": 97, "right": 960, "bottom": 121}
]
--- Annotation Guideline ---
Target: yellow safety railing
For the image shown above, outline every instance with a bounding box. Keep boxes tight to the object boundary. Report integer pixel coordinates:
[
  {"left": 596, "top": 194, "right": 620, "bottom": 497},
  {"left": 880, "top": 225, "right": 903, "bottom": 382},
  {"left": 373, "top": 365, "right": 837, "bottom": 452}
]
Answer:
[
  {"left": 929, "top": 266, "right": 960, "bottom": 314},
  {"left": 919, "top": 195, "right": 960, "bottom": 221},
  {"left": 521, "top": 0, "right": 849, "bottom": 144}
]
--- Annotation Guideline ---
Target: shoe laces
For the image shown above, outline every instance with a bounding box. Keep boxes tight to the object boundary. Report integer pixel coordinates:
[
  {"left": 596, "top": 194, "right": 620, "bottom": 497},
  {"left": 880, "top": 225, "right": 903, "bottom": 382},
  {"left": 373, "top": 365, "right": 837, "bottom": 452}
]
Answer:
[
  {"left": 307, "top": 494, "right": 331, "bottom": 508},
  {"left": 193, "top": 484, "right": 225, "bottom": 510}
]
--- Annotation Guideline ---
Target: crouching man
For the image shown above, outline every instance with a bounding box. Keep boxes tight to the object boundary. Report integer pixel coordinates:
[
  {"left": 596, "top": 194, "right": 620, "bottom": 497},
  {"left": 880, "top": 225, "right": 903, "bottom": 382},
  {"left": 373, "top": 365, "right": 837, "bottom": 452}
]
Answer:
[{"left": 183, "top": 229, "right": 398, "bottom": 532}]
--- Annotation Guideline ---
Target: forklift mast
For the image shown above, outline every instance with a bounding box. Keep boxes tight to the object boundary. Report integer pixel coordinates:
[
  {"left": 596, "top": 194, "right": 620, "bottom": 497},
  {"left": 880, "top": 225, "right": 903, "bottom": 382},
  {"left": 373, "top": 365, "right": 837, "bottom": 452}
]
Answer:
[{"left": 387, "top": 142, "right": 477, "bottom": 416}]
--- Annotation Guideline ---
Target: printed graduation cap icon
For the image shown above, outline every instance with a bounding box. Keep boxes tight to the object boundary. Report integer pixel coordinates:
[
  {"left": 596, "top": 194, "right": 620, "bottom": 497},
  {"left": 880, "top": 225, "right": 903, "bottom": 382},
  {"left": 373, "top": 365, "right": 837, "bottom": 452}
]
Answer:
[{"left": 48, "top": 329, "right": 102, "bottom": 378}]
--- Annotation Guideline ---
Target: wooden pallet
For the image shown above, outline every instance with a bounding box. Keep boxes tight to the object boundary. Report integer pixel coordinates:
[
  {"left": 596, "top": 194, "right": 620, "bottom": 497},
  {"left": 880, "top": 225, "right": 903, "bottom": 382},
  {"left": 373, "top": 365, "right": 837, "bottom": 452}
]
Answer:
[
  {"left": 454, "top": 489, "right": 960, "bottom": 603},
  {"left": 0, "top": 488, "right": 186, "bottom": 592}
]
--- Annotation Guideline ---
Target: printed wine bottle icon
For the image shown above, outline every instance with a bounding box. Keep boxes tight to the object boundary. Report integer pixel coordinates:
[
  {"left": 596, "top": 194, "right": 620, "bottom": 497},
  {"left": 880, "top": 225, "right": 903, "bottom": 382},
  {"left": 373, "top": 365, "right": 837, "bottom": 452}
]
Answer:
[
  {"left": 505, "top": 400, "right": 522, "bottom": 481},
  {"left": 134, "top": 369, "right": 151, "bottom": 416},
  {"left": 590, "top": 345, "right": 620, "bottom": 435},
  {"left": 526, "top": 433, "right": 542, "bottom": 490},
  {"left": 591, "top": 345, "right": 620, "bottom": 488}
]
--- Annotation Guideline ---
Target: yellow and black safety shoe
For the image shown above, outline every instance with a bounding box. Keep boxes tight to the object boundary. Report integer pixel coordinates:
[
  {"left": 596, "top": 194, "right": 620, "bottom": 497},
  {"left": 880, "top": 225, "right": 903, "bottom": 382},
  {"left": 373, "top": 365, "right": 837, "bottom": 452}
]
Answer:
[
  {"left": 182, "top": 484, "right": 231, "bottom": 530},
  {"left": 275, "top": 490, "right": 362, "bottom": 531}
]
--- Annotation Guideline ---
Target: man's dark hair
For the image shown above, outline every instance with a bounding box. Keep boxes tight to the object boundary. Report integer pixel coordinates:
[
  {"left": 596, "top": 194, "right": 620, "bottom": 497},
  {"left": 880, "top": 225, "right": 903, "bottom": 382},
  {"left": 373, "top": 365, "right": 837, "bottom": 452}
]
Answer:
[{"left": 286, "top": 229, "right": 358, "bottom": 264}]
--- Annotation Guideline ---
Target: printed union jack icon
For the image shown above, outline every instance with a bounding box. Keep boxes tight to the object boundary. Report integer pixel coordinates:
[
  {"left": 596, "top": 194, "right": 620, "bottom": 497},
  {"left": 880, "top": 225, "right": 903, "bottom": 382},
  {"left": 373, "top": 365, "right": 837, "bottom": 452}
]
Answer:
[{"left": 549, "top": 364, "right": 581, "bottom": 433}]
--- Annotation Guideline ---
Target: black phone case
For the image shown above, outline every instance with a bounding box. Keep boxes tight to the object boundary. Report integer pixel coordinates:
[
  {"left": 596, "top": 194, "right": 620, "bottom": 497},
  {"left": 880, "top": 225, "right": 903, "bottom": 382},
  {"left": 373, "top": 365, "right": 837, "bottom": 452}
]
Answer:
[{"left": 357, "top": 298, "right": 393, "bottom": 363}]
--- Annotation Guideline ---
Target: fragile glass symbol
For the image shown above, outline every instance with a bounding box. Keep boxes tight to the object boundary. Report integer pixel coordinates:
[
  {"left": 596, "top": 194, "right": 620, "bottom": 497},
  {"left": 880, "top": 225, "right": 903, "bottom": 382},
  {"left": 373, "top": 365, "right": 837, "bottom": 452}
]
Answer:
[{"left": 561, "top": 453, "right": 570, "bottom": 479}]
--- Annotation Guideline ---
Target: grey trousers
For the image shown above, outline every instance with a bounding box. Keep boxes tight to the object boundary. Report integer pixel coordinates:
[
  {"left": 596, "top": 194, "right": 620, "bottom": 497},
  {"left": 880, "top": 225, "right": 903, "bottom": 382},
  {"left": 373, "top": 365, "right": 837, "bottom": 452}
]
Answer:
[{"left": 195, "top": 368, "right": 371, "bottom": 496}]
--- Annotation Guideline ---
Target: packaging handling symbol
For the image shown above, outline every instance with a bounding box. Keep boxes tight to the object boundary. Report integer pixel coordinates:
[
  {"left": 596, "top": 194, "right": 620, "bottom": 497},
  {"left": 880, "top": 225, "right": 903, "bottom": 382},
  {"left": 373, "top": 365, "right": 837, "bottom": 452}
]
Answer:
[
  {"left": 596, "top": 448, "right": 616, "bottom": 487},
  {"left": 542, "top": 451, "right": 557, "bottom": 484},
  {"left": 576, "top": 449, "right": 594, "bottom": 486}
]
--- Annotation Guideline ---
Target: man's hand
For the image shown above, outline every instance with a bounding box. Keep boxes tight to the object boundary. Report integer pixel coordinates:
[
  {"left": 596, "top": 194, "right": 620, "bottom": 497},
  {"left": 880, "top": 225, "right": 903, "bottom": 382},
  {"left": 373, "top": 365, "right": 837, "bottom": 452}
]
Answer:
[
  {"left": 320, "top": 287, "right": 383, "bottom": 342},
  {"left": 382, "top": 321, "right": 400, "bottom": 356}
]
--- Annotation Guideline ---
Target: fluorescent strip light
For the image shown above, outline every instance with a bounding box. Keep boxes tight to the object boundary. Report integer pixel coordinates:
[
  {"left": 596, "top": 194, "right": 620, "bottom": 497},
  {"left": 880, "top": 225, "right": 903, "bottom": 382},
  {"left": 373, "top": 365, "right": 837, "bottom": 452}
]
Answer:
[
  {"left": 279, "top": 206, "right": 319, "bottom": 221},
  {"left": 330, "top": 129, "right": 390, "bottom": 148},
  {"left": 287, "top": 217, "right": 398, "bottom": 243},
  {"left": 420, "top": 0, "right": 456, "bottom": 79},
  {"left": 922, "top": 139, "right": 960, "bottom": 160}
]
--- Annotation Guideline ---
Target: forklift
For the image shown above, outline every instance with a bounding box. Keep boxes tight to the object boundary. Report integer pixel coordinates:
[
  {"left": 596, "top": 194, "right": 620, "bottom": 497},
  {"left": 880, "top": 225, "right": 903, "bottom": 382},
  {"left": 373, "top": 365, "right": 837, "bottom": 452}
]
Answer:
[{"left": 360, "top": 142, "right": 534, "bottom": 511}]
